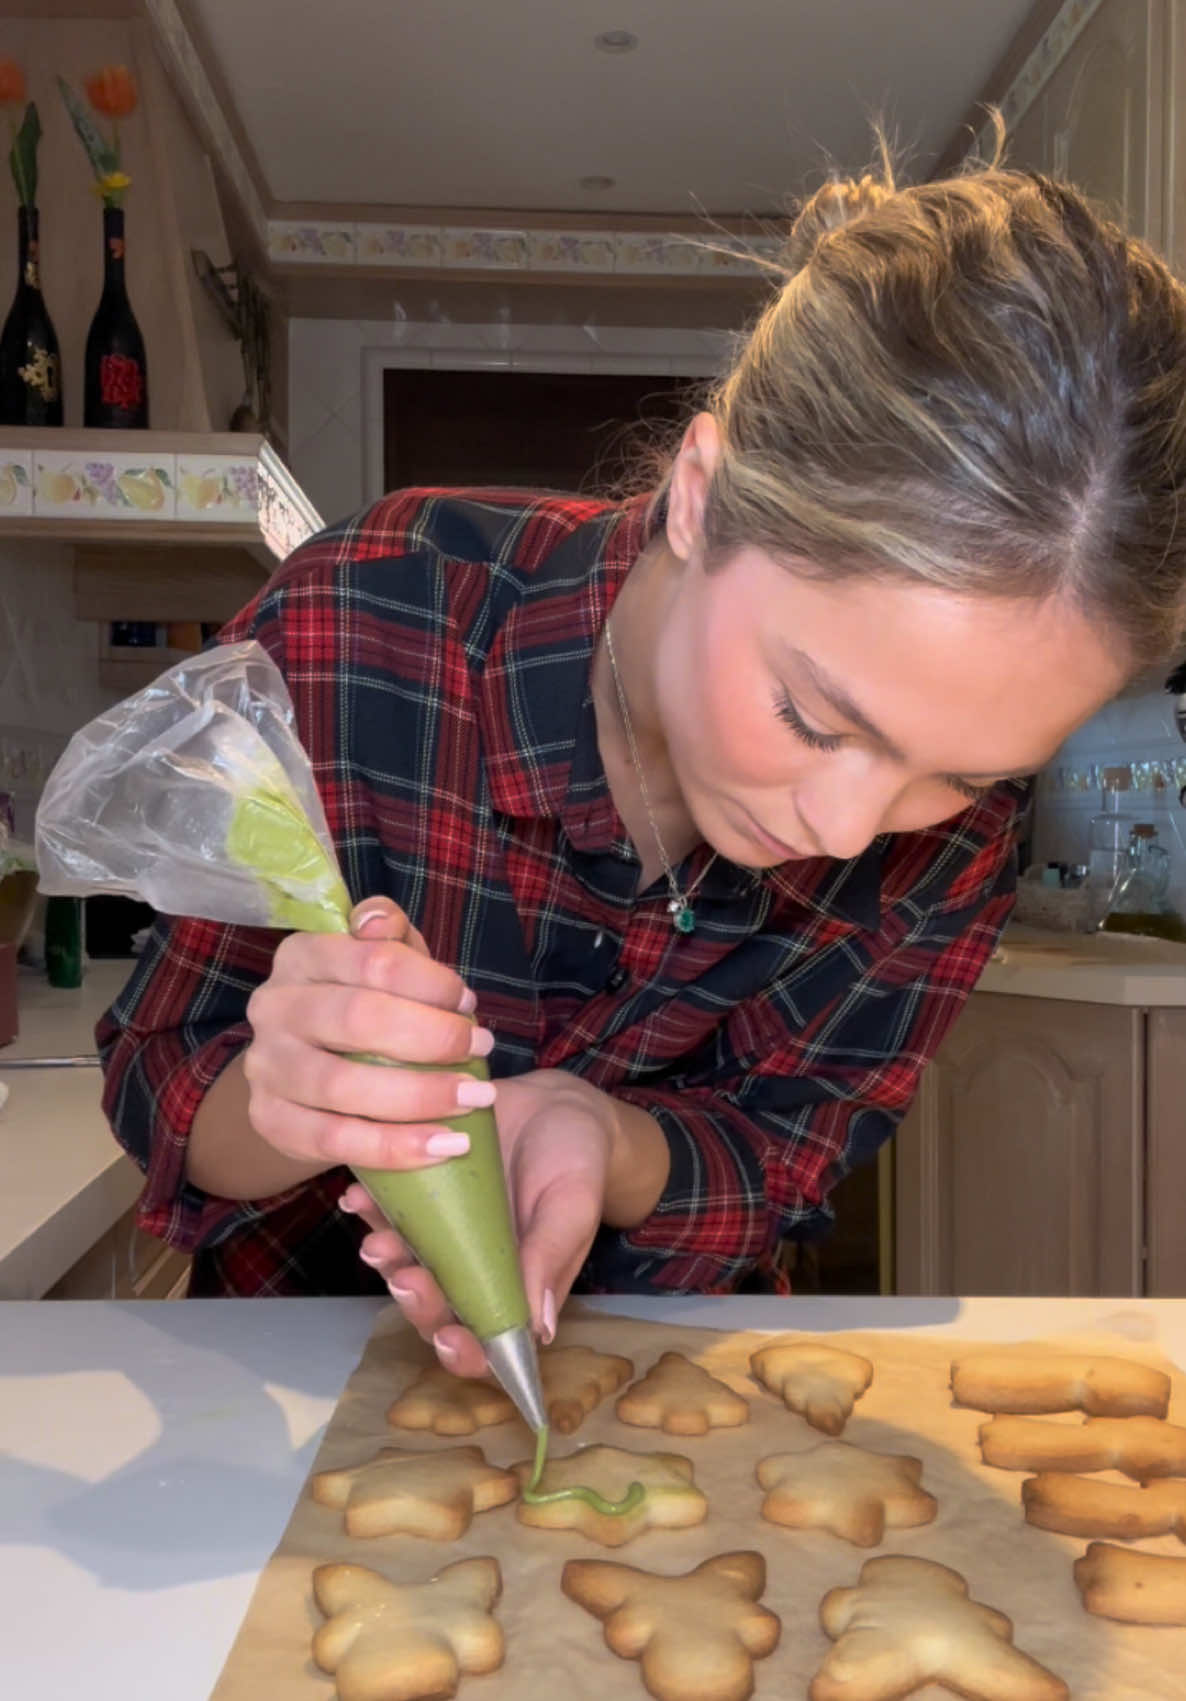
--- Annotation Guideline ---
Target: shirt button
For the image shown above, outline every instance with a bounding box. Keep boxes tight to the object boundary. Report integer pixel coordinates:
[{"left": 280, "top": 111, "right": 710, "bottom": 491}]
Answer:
[{"left": 606, "top": 965, "right": 628, "bottom": 993}]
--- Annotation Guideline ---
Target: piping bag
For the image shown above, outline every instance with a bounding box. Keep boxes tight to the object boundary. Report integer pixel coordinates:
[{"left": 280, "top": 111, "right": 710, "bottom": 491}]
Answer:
[{"left": 34, "top": 639, "right": 547, "bottom": 1435}]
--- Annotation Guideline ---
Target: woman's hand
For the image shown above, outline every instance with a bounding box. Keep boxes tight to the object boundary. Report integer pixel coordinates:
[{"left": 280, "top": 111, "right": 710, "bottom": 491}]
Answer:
[
  {"left": 341, "top": 1067, "right": 618, "bottom": 1379},
  {"left": 241, "top": 896, "right": 496, "bottom": 1177}
]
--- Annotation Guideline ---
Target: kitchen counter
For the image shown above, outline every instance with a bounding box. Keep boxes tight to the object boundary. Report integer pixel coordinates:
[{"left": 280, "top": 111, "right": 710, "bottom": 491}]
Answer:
[
  {"left": 978, "top": 922, "right": 1186, "bottom": 1004},
  {"left": 3, "top": 1293, "right": 1184, "bottom": 1699},
  {"left": 0, "top": 959, "right": 140, "bottom": 1299}
]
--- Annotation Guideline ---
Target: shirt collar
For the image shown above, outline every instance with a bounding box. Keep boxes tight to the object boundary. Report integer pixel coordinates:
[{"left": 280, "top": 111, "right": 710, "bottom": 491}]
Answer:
[{"left": 477, "top": 492, "right": 882, "bottom": 931}]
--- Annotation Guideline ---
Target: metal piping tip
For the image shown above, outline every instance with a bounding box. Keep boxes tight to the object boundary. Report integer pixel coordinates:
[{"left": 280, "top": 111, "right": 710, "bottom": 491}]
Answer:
[{"left": 483, "top": 1323, "right": 548, "bottom": 1433}]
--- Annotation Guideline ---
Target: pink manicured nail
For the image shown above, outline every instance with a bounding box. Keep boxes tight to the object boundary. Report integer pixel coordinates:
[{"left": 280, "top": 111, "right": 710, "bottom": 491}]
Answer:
[
  {"left": 456, "top": 1078, "right": 496, "bottom": 1110},
  {"left": 457, "top": 986, "right": 478, "bottom": 1015},
  {"left": 426, "top": 1130, "right": 471, "bottom": 1157},
  {"left": 541, "top": 1288, "right": 558, "bottom": 1345},
  {"left": 338, "top": 1193, "right": 359, "bottom": 1215},
  {"left": 353, "top": 907, "right": 390, "bottom": 934},
  {"left": 388, "top": 1279, "right": 415, "bottom": 1303},
  {"left": 434, "top": 1332, "right": 461, "bottom": 1367},
  {"left": 468, "top": 1026, "right": 495, "bottom": 1058},
  {"left": 358, "top": 1246, "right": 386, "bottom": 1267}
]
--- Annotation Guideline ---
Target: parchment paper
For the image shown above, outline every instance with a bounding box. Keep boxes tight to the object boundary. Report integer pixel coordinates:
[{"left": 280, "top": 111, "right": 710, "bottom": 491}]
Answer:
[{"left": 209, "top": 1308, "right": 1186, "bottom": 1700}]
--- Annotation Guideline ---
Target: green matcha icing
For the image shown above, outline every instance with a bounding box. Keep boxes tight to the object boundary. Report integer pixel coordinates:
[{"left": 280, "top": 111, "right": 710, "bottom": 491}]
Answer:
[
  {"left": 521, "top": 1424, "right": 645, "bottom": 1516},
  {"left": 226, "top": 781, "right": 351, "bottom": 934}
]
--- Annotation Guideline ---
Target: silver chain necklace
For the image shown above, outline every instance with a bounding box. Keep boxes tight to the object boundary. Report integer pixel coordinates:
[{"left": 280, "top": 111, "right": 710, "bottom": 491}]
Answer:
[{"left": 602, "top": 616, "right": 716, "bottom": 934}]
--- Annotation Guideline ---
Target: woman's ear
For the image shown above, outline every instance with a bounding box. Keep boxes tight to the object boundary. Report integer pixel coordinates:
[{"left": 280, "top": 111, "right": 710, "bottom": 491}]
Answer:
[{"left": 665, "top": 412, "right": 721, "bottom": 562}]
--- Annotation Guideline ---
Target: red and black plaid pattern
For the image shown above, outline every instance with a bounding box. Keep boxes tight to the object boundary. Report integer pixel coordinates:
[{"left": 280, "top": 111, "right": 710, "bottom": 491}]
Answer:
[{"left": 97, "top": 487, "right": 1022, "bottom": 1297}]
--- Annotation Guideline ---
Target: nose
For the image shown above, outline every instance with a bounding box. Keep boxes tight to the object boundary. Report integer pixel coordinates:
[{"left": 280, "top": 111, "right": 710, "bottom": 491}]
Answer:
[{"left": 797, "top": 762, "right": 902, "bottom": 862}]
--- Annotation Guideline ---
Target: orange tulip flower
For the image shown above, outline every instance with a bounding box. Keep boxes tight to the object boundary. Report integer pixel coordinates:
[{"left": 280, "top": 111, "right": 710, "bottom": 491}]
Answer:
[
  {"left": 0, "top": 59, "right": 26, "bottom": 106},
  {"left": 84, "top": 65, "right": 137, "bottom": 120}
]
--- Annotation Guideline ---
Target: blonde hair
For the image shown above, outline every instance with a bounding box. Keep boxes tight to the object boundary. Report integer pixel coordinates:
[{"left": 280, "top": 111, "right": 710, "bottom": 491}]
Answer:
[{"left": 694, "top": 136, "right": 1186, "bottom": 666}]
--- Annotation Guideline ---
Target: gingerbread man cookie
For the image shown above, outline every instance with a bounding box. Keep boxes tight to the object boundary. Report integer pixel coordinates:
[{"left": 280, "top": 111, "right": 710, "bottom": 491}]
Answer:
[
  {"left": 562, "top": 1550, "right": 780, "bottom": 1701},
  {"left": 812, "top": 1555, "right": 1068, "bottom": 1701},
  {"left": 313, "top": 1556, "right": 503, "bottom": 1699}
]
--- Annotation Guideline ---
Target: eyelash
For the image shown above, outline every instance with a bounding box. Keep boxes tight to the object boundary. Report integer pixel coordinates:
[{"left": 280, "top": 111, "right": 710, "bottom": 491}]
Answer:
[{"left": 774, "top": 689, "right": 995, "bottom": 804}]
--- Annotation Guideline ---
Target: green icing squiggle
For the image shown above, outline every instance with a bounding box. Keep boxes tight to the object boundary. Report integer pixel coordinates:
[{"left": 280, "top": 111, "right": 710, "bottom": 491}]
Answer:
[{"left": 521, "top": 1424, "right": 645, "bottom": 1516}]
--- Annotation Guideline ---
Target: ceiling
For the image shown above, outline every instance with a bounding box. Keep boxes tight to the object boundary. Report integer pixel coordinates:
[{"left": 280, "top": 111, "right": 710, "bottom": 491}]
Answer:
[{"left": 187, "top": 0, "right": 1038, "bottom": 217}]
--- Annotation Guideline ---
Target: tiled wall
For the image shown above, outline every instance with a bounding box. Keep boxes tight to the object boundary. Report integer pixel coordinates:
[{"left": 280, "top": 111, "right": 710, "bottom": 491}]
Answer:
[
  {"left": 288, "top": 316, "right": 733, "bottom": 528},
  {"left": 0, "top": 540, "right": 115, "bottom": 838},
  {"left": 1032, "top": 683, "right": 1186, "bottom": 913}
]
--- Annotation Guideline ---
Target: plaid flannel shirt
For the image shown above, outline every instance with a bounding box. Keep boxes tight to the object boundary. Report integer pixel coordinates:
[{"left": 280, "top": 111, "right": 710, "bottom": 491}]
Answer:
[{"left": 97, "top": 486, "right": 1021, "bottom": 1297}]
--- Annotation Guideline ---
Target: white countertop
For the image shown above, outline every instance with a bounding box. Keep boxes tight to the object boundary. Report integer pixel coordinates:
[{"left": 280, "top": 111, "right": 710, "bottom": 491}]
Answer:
[
  {"left": 977, "top": 923, "right": 1186, "bottom": 1004},
  {"left": 1, "top": 1295, "right": 1183, "bottom": 1699},
  {"left": 0, "top": 960, "right": 141, "bottom": 1299}
]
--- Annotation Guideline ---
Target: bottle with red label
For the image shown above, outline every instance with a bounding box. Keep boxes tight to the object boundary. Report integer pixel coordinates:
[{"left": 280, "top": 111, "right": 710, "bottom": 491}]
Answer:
[{"left": 84, "top": 206, "right": 148, "bottom": 428}]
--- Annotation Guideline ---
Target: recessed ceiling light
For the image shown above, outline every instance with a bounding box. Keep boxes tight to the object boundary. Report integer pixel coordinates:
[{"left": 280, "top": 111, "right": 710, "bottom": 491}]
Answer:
[
  {"left": 580, "top": 174, "right": 616, "bottom": 191},
  {"left": 594, "top": 29, "right": 638, "bottom": 53}
]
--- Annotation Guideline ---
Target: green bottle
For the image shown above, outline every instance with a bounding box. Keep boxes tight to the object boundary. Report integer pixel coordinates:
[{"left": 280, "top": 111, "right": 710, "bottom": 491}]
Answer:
[{"left": 44, "top": 893, "right": 82, "bottom": 988}]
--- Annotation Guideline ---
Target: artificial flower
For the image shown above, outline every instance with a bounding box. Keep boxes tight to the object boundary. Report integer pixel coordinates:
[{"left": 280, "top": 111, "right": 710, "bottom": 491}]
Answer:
[
  {"left": 84, "top": 65, "right": 136, "bottom": 120},
  {"left": 0, "top": 58, "right": 26, "bottom": 106}
]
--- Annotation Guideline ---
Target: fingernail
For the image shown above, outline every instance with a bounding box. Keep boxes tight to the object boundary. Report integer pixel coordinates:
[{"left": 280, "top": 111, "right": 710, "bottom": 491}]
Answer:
[
  {"left": 457, "top": 986, "right": 478, "bottom": 1015},
  {"left": 434, "top": 1332, "right": 461, "bottom": 1367},
  {"left": 426, "top": 1130, "right": 471, "bottom": 1157},
  {"left": 541, "top": 1287, "right": 557, "bottom": 1345},
  {"left": 388, "top": 1279, "right": 415, "bottom": 1303},
  {"left": 358, "top": 1246, "right": 386, "bottom": 1267},
  {"left": 353, "top": 906, "right": 389, "bottom": 935},
  {"left": 468, "top": 1025, "right": 495, "bottom": 1058},
  {"left": 456, "top": 1078, "right": 496, "bottom": 1110},
  {"left": 338, "top": 1194, "right": 358, "bottom": 1215}
]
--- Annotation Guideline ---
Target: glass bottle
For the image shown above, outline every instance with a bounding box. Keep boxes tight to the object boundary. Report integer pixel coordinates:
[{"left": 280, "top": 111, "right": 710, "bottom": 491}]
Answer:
[
  {"left": 1086, "top": 768, "right": 1134, "bottom": 928},
  {"left": 1101, "top": 824, "right": 1186, "bottom": 941},
  {"left": 0, "top": 206, "right": 63, "bottom": 426},
  {"left": 84, "top": 206, "right": 148, "bottom": 428}
]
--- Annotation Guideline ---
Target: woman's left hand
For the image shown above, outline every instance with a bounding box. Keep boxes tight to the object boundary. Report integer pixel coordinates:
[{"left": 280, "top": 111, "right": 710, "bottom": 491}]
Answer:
[{"left": 339, "top": 1068, "right": 617, "bottom": 1379}]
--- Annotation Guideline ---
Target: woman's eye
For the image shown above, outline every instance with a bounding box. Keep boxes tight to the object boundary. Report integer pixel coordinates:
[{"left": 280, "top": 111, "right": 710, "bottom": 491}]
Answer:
[
  {"left": 774, "top": 690, "right": 845, "bottom": 753},
  {"left": 948, "top": 777, "right": 995, "bottom": 804}
]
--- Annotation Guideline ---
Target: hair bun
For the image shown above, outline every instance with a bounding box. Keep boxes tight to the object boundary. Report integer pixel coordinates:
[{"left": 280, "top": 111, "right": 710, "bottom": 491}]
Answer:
[{"left": 784, "top": 171, "right": 894, "bottom": 272}]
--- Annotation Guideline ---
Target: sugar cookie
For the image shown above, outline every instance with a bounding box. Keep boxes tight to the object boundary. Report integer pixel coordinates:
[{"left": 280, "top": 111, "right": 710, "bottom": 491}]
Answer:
[
  {"left": 387, "top": 1364, "right": 515, "bottom": 1436},
  {"left": 311, "top": 1444, "right": 517, "bottom": 1540},
  {"left": 812, "top": 1554, "right": 1068, "bottom": 1701},
  {"left": 616, "top": 1351, "right": 750, "bottom": 1437},
  {"left": 1023, "top": 1472, "right": 1186, "bottom": 1542},
  {"left": 1073, "top": 1541, "right": 1186, "bottom": 1625},
  {"left": 979, "top": 1414, "right": 1186, "bottom": 1482},
  {"left": 757, "top": 1441, "right": 937, "bottom": 1547},
  {"left": 312, "top": 1557, "right": 503, "bottom": 1699},
  {"left": 562, "top": 1550, "right": 780, "bottom": 1701},
  {"left": 513, "top": 1443, "right": 707, "bottom": 1547},
  {"left": 749, "top": 1339, "right": 873, "bottom": 1436},
  {"left": 540, "top": 1344, "right": 635, "bottom": 1434},
  {"left": 951, "top": 1350, "right": 1170, "bottom": 1418}
]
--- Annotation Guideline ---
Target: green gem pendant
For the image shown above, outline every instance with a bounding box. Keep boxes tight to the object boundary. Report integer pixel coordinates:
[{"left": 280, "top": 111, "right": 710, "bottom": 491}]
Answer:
[{"left": 669, "top": 899, "right": 696, "bottom": 934}]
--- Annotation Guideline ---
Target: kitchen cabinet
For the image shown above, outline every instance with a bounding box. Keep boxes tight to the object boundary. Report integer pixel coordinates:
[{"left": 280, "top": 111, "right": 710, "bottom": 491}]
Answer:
[
  {"left": 44, "top": 1203, "right": 190, "bottom": 1301},
  {"left": 895, "top": 992, "right": 1145, "bottom": 1295}
]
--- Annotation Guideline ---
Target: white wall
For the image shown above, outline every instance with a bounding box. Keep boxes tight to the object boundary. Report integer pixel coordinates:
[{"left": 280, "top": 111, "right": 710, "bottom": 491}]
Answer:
[{"left": 0, "top": 542, "right": 115, "bottom": 839}]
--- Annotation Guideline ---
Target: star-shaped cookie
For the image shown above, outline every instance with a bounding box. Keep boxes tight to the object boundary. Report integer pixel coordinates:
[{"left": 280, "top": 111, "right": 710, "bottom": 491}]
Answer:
[
  {"left": 812, "top": 1555, "right": 1068, "bottom": 1701},
  {"left": 757, "top": 1441, "right": 937, "bottom": 1546},
  {"left": 750, "top": 1339, "right": 873, "bottom": 1435},
  {"left": 616, "top": 1351, "right": 750, "bottom": 1436},
  {"left": 562, "top": 1550, "right": 780, "bottom": 1701},
  {"left": 387, "top": 1364, "right": 515, "bottom": 1436},
  {"left": 513, "top": 1443, "right": 708, "bottom": 1547},
  {"left": 540, "top": 1344, "right": 635, "bottom": 1434},
  {"left": 313, "top": 1557, "right": 503, "bottom": 1699},
  {"left": 311, "top": 1444, "right": 518, "bottom": 1540}
]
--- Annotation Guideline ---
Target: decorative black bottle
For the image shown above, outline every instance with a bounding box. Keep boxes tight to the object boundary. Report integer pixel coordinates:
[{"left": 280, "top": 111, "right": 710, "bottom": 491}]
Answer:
[
  {"left": 0, "top": 206, "right": 63, "bottom": 427},
  {"left": 84, "top": 206, "right": 148, "bottom": 428}
]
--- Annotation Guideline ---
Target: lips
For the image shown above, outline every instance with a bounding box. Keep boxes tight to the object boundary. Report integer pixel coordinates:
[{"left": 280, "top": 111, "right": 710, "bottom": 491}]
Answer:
[{"left": 743, "top": 808, "right": 806, "bottom": 862}]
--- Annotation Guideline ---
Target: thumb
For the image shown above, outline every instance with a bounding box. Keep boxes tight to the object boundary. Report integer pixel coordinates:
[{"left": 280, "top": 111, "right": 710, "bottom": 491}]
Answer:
[{"left": 349, "top": 896, "right": 430, "bottom": 955}]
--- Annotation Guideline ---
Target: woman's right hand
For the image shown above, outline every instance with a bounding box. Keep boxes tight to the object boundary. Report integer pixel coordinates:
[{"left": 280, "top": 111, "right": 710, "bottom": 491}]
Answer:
[{"left": 241, "top": 896, "right": 496, "bottom": 1176}]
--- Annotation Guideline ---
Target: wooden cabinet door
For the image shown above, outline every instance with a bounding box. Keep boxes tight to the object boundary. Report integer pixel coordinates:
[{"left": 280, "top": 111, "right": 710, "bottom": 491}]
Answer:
[
  {"left": 895, "top": 994, "right": 1143, "bottom": 1296},
  {"left": 1146, "top": 1008, "right": 1186, "bottom": 1296}
]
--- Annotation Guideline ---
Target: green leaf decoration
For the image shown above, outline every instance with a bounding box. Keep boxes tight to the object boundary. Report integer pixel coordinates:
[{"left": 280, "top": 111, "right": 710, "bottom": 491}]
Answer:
[
  {"left": 13, "top": 464, "right": 27, "bottom": 485},
  {"left": 9, "top": 102, "right": 40, "bottom": 209},
  {"left": 56, "top": 76, "right": 119, "bottom": 178}
]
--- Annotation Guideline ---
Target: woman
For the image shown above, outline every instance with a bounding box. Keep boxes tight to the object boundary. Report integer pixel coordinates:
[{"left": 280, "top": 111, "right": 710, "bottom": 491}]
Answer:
[{"left": 100, "top": 147, "right": 1186, "bottom": 1382}]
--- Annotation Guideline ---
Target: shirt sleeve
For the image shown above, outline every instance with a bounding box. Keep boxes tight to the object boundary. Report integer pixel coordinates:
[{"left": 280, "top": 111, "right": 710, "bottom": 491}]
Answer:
[{"left": 581, "top": 829, "right": 1018, "bottom": 1293}]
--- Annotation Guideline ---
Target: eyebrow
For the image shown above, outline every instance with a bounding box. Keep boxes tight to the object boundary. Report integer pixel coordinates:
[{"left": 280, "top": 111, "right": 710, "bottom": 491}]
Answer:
[{"left": 781, "top": 646, "right": 1039, "bottom": 785}]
